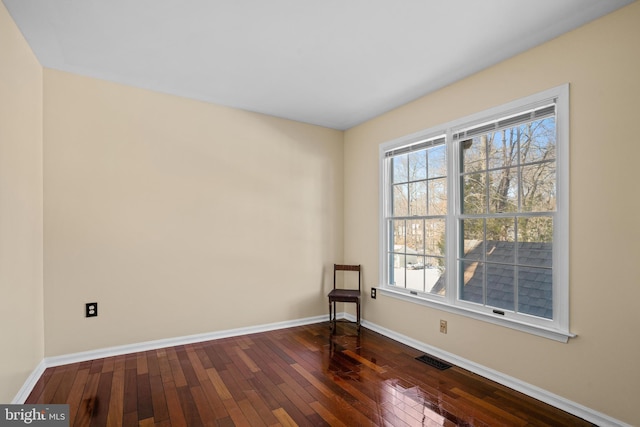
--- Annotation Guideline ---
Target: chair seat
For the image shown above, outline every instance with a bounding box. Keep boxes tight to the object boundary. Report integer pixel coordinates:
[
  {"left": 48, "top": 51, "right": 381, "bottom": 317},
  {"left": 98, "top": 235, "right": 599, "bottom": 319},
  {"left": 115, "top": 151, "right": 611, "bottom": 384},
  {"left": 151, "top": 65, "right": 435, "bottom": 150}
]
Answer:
[{"left": 328, "top": 289, "right": 360, "bottom": 303}]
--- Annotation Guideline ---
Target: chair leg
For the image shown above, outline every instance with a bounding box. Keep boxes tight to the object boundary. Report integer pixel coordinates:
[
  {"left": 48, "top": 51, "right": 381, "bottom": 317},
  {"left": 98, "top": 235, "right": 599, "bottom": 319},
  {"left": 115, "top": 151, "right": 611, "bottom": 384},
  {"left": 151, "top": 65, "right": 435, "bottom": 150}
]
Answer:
[
  {"left": 332, "top": 301, "right": 337, "bottom": 334},
  {"left": 357, "top": 301, "right": 361, "bottom": 332},
  {"left": 329, "top": 299, "right": 332, "bottom": 331}
]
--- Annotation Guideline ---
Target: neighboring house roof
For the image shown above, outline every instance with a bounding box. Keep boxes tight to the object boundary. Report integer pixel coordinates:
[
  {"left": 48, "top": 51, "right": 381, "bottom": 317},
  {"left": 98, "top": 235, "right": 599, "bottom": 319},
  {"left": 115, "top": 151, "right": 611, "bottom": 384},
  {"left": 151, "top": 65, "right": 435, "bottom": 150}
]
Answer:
[{"left": 431, "top": 240, "right": 552, "bottom": 318}]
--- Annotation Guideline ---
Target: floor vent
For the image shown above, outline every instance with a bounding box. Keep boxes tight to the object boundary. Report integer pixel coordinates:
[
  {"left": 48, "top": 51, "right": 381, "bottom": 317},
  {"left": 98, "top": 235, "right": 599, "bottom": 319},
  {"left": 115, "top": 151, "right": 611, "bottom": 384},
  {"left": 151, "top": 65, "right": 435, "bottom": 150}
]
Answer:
[{"left": 415, "top": 354, "right": 452, "bottom": 370}]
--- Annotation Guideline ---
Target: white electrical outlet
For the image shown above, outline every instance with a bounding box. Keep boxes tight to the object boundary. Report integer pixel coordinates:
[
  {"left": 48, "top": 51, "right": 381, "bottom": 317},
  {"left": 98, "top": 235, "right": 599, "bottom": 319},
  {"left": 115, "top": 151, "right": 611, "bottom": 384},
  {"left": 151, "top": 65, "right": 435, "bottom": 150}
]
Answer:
[{"left": 440, "top": 319, "right": 447, "bottom": 334}]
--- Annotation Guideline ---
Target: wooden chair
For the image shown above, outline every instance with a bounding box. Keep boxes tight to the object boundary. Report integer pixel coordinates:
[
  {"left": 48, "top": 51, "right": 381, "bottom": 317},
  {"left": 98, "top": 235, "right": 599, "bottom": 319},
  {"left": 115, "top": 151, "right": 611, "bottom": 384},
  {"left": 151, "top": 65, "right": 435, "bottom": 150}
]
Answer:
[{"left": 328, "top": 264, "right": 361, "bottom": 333}]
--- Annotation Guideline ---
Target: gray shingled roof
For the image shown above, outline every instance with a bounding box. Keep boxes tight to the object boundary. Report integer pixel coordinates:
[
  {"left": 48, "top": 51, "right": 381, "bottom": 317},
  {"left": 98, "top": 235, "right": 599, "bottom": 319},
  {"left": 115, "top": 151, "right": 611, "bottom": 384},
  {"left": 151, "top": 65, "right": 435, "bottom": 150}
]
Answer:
[{"left": 432, "top": 241, "right": 552, "bottom": 318}]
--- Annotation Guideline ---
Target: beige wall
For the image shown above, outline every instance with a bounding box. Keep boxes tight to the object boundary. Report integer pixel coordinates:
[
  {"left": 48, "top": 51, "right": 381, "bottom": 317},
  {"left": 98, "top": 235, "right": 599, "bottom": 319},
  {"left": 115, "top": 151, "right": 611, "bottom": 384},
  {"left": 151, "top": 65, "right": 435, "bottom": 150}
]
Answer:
[
  {"left": 0, "top": 2, "right": 44, "bottom": 403},
  {"left": 3, "top": 0, "right": 638, "bottom": 422},
  {"left": 345, "top": 2, "right": 640, "bottom": 424},
  {"left": 42, "top": 69, "right": 344, "bottom": 356}
]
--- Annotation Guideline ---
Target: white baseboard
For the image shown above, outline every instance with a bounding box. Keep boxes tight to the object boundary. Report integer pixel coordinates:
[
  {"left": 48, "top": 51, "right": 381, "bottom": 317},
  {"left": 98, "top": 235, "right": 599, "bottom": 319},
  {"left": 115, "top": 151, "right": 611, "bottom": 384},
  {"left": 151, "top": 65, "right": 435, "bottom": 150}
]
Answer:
[
  {"left": 12, "top": 359, "right": 46, "bottom": 404},
  {"left": 17, "top": 312, "right": 627, "bottom": 426},
  {"left": 356, "top": 315, "right": 630, "bottom": 427}
]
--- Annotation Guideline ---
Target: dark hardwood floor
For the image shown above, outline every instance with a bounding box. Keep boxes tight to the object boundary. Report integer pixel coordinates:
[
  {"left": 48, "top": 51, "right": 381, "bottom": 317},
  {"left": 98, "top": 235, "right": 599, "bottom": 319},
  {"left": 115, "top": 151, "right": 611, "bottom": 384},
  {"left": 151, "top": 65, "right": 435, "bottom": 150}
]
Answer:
[{"left": 26, "top": 322, "right": 594, "bottom": 426}]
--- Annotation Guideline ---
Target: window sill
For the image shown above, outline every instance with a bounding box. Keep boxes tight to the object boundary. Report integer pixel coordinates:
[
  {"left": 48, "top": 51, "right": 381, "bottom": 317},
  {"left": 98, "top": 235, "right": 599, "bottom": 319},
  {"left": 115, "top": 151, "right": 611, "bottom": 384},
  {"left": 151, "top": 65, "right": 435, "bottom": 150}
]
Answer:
[{"left": 378, "top": 287, "right": 576, "bottom": 343}]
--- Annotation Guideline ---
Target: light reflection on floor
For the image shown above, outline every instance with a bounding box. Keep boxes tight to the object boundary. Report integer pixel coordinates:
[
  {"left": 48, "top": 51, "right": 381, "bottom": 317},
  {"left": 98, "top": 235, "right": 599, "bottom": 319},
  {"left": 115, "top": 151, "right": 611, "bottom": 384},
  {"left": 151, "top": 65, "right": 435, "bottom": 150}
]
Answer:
[
  {"left": 380, "top": 380, "right": 447, "bottom": 426},
  {"left": 326, "top": 323, "right": 489, "bottom": 426}
]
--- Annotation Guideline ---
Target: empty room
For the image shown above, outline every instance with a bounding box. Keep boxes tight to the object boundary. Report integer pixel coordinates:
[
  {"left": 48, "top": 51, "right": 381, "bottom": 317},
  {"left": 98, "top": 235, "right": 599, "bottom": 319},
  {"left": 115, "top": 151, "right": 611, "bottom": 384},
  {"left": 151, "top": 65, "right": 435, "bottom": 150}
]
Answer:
[{"left": 1, "top": 0, "right": 639, "bottom": 426}]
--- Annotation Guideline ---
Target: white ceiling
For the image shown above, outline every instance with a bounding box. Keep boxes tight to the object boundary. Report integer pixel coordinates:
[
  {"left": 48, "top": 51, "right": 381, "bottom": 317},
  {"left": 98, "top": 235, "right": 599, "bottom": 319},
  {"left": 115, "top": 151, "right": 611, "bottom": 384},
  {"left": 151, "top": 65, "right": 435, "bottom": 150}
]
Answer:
[{"left": 3, "top": 0, "right": 633, "bottom": 130}]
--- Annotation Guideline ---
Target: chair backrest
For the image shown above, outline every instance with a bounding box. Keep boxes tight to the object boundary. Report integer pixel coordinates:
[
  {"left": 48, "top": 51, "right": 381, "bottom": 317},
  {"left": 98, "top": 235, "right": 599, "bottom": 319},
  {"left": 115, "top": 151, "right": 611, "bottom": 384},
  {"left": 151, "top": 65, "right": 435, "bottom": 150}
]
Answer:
[{"left": 333, "top": 264, "right": 361, "bottom": 292}]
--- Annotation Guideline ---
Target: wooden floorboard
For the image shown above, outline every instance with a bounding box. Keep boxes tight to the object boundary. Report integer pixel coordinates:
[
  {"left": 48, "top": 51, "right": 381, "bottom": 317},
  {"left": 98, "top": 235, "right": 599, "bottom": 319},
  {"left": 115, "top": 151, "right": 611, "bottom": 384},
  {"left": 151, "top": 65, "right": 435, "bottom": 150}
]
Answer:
[{"left": 26, "top": 322, "right": 595, "bottom": 426}]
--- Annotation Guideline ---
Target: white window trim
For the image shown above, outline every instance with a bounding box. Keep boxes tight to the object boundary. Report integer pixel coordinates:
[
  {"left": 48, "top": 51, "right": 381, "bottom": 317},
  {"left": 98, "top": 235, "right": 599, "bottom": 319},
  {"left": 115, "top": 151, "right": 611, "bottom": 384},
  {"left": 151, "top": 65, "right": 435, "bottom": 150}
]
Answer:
[{"left": 378, "top": 84, "right": 575, "bottom": 343}]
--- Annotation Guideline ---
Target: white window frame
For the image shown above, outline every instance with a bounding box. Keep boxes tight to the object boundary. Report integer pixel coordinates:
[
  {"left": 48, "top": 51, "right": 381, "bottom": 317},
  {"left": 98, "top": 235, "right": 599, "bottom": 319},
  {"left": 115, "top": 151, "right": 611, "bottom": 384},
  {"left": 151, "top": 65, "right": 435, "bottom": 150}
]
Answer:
[{"left": 378, "top": 85, "right": 574, "bottom": 342}]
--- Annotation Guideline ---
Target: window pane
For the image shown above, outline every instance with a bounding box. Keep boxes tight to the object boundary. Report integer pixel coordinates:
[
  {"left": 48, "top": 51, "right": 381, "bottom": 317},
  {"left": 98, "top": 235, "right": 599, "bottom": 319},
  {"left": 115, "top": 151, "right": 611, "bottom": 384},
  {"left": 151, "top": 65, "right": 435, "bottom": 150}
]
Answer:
[
  {"left": 428, "top": 144, "right": 447, "bottom": 178},
  {"left": 489, "top": 169, "right": 518, "bottom": 213},
  {"left": 425, "top": 256, "right": 446, "bottom": 296},
  {"left": 392, "top": 220, "right": 406, "bottom": 254},
  {"left": 488, "top": 129, "right": 517, "bottom": 170},
  {"left": 393, "top": 184, "right": 409, "bottom": 216},
  {"left": 428, "top": 178, "right": 447, "bottom": 215},
  {"left": 520, "top": 118, "right": 556, "bottom": 165},
  {"left": 409, "top": 181, "right": 427, "bottom": 216},
  {"left": 392, "top": 154, "right": 408, "bottom": 184},
  {"left": 518, "top": 266, "right": 553, "bottom": 319},
  {"left": 406, "top": 256, "right": 424, "bottom": 292},
  {"left": 486, "top": 264, "right": 514, "bottom": 311},
  {"left": 406, "top": 219, "right": 424, "bottom": 256},
  {"left": 387, "top": 252, "right": 395, "bottom": 286},
  {"left": 391, "top": 253, "right": 406, "bottom": 287},
  {"left": 521, "top": 162, "right": 556, "bottom": 212},
  {"left": 425, "top": 218, "right": 446, "bottom": 257},
  {"left": 408, "top": 150, "right": 427, "bottom": 181},
  {"left": 517, "top": 217, "right": 552, "bottom": 268},
  {"left": 460, "top": 261, "right": 484, "bottom": 304},
  {"left": 486, "top": 218, "right": 515, "bottom": 264},
  {"left": 390, "top": 216, "right": 409, "bottom": 289},
  {"left": 462, "top": 173, "right": 486, "bottom": 214},
  {"left": 461, "top": 137, "right": 486, "bottom": 173},
  {"left": 461, "top": 219, "right": 484, "bottom": 260},
  {"left": 393, "top": 253, "right": 408, "bottom": 288}
]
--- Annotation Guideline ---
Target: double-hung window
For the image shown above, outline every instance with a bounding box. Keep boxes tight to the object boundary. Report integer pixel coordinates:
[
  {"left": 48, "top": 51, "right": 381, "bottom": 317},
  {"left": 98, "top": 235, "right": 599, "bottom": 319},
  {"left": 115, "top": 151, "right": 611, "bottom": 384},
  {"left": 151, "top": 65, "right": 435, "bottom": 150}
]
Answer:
[
  {"left": 386, "top": 136, "right": 448, "bottom": 294},
  {"left": 380, "top": 85, "right": 571, "bottom": 341}
]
